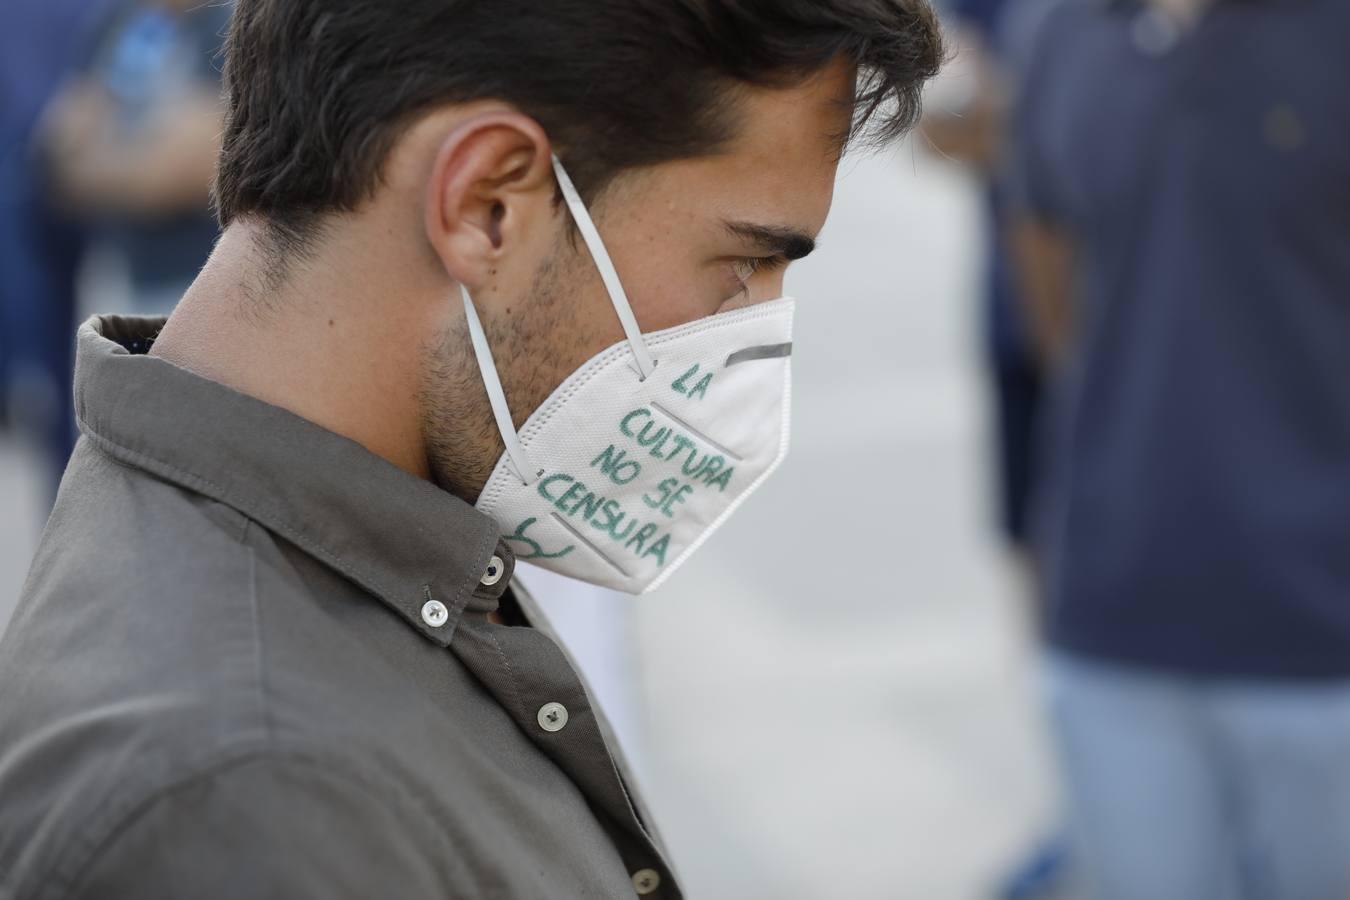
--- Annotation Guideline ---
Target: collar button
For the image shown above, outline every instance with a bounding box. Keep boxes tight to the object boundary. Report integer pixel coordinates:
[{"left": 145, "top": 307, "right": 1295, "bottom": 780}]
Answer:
[
  {"left": 420, "top": 599, "right": 449, "bottom": 628},
  {"left": 480, "top": 554, "right": 506, "bottom": 587},
  {"left": 537, "top": 701, "right": 569, "bottom": 733}
]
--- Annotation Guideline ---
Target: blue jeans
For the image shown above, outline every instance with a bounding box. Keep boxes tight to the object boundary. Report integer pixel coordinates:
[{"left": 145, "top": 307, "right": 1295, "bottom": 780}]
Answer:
[{"left": 1047, "top": 652, "right": 1350, "bottom": 900}]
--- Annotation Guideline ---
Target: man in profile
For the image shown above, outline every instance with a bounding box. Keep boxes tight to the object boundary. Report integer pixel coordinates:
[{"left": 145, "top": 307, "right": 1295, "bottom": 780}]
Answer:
[{"left": 0, "top": 2, "right": 941, "bottom": 897}]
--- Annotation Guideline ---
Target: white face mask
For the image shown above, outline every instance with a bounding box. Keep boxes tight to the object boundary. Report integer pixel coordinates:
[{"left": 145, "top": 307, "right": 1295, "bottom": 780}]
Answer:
[{"left": 464, "top": 155, "right": 794, "bottom": 594}]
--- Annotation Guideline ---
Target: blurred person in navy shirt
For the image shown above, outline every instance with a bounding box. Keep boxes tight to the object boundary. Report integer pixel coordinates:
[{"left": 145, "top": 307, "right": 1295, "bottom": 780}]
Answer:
[
  {"left": 1011, "top": 0, "right": 1350, "bottom": 897},
  {"left": 40, "top": 0, "right": 230, "bottom": 316}
]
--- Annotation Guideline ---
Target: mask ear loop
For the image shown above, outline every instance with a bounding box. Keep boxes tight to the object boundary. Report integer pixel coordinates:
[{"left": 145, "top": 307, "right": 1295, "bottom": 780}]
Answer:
[
  {"left": 550, "top": 154, "right": 657, "bottom": 381},
  {"left": 461, "top": 286, "right": 539, "bottom": 485},
  {"left": 459, "top": 156, "right": 650, "bottom": 488}
]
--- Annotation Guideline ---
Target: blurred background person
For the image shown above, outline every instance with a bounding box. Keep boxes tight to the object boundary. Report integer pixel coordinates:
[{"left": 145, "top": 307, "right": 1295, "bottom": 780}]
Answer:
[
  {"left": 40, "top": 0, "right": 229, "bottom": 318},
  {"left": 924, "top": 0, "right": 1045, "bottom": 572},
  {"left": 1010, "top": 0, "right": 1350, "bottom": 897},
  {"left": 0, "top": 0, "right": 102, "bottom": 500},
  {"left": 922, "top": 2, "right": 1075, "bottom": 896},
  {"left": 2, "top": 0, "right": 228, "bottom": 504}
]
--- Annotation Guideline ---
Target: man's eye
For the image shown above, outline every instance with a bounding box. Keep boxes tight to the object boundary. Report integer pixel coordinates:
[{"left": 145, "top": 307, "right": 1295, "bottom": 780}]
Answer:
[{"left": 732, "top": 255, "right": 787, "bottom": 283}]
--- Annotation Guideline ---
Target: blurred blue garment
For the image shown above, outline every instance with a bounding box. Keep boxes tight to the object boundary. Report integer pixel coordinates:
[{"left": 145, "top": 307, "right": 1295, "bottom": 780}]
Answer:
[
  {"left": 1012, "top": 0, "right": 1350, "bottom": 896},
  {"left": 1048, "top": 651, "right": 1350, "bottom": 900},
  {"left": 951, "top": 0, "right": 1011, "bottom": 41},
  {"left": 1017, "top": 0, "right": 1350, "bottom": 678},
  {"left": 999, "top": 841, "right": 1074, "bottom": 900},
  {"left": 0, "top": 0, "right": 104, "bottom": 487},
  {"left": 947, "top": 0, "right": 1047, "bottom": 547},
  {"left": 952, "top": 0, "right": 1035, "bottom": 366}
]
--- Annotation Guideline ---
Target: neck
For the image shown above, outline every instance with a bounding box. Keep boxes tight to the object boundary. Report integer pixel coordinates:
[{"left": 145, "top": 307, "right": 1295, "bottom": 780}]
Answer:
[{"left": 152, "top": 221, "right": 448, "bottom": 481}]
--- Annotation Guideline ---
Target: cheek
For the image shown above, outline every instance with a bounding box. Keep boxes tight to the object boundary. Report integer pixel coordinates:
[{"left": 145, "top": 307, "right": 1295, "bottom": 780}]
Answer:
[
  {"left": 606, "top": 228, "right": 723, "bottom": 331},
  {"left": 751, "top": 268, "right": 789, "bottom": 303},
  {"left": 621, "top": 252, "right": 739, "bottom": 331},
  {"left": 717, "top": 292, "right": 758, "bottom": 314},
  {"left": 635, "top": 281, "right": 723, "bottom": 332}
]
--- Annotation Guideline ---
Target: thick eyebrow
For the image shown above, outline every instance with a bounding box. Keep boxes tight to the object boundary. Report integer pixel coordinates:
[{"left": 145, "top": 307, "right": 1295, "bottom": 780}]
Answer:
[{"left": 723, "top": 220, "right": 817, "bottom": 261}]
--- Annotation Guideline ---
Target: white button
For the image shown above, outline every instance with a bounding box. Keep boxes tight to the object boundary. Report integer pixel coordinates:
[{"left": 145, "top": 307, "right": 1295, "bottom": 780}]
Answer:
[
  {"left": 480, "top": 555, "right": 505, "bottom": 586},
  {"left": 631, "top": 868, "right": 661, "bottom": 895},
  {"left": 420, "top": 599, "right": 448, "bottom": 628},
  {"left": 537, "top": 702, "right": 569, "bottom": 733}
]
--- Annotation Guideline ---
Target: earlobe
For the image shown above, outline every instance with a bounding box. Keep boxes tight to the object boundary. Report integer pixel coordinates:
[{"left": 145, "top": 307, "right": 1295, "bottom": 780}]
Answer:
[{"left": 423, "top": 112, "right": 554, "bottom": 290}]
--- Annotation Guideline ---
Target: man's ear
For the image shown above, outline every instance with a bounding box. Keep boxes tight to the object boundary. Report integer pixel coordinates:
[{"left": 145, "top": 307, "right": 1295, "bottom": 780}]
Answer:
[{"left": 424, "top": 111, "right": 555, "bottom": 290}]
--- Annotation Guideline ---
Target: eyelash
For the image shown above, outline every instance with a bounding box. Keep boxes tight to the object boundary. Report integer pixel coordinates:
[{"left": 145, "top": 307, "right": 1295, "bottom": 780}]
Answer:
[{"left": 732, "top": 254, "right": 789, "bottom": 285}]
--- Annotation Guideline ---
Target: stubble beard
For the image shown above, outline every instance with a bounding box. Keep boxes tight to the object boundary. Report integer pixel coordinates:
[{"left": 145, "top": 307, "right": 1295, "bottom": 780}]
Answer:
[{"left": 418, "top": 245, "right": 592, "bottom": 506}]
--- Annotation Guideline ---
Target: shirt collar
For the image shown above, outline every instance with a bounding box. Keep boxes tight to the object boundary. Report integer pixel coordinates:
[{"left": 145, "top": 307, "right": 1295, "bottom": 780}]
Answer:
[{"left": 74, "top": 315, "right": 513, "bottom": 647}]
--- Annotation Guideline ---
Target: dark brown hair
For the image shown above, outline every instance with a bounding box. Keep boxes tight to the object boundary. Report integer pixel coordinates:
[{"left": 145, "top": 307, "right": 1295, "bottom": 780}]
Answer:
[{"left": 214, "top": 0, "right": 943, "bottom": 248}]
